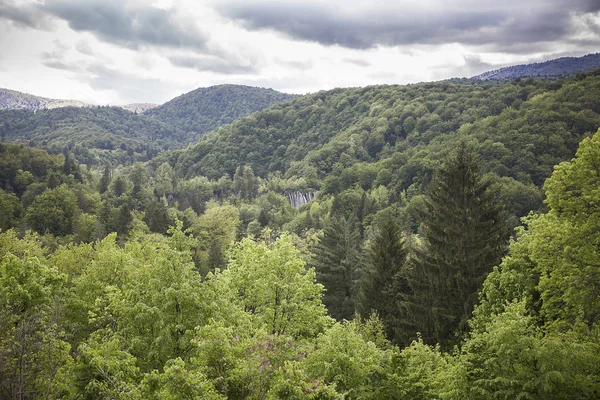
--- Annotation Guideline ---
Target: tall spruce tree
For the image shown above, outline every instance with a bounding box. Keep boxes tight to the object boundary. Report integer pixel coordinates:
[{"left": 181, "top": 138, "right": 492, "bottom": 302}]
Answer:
[
  {"left": 357, "top": 218, "right": 408, "bottom": 343},
  {"left": 99, "top": 165, "right": 111, "bottom": 194},
  {"left": 310, "top": 215, "right": 362, "bottom": 321},
  {"left": 402, "top": 143, "right": 508, "bottom": 346}
]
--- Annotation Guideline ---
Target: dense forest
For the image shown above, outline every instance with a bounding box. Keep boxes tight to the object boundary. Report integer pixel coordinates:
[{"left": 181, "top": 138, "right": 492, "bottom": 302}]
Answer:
[
  {"left": 0, "top": 85, "right": 297, "bottom": 166},
  {"left": 145, "top": 84, "right": 298, "bottom": 138},
  {"left": 1, "top": 68, "right": 600, "bottom": 399}
]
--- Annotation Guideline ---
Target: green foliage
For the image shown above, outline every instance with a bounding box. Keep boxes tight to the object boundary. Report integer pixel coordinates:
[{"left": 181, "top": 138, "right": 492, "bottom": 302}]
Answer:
[
  {"left": 0, "top": 188, "right": 22, "bottom": 230},
  {"left": 194, "top": 201, "right": 240, "bottom": 272},
  {"left": 461, "top": 301, "right": 600, "bottom": 399},
  {"left": 2, "top": 75, "right": 600, "bottom": 399},
  {"left": 377, "top": 339, "right": 459, "bottom": 400},
  {"left": 357, "top": 217, "right": 408, "bottom": 343},
  {"left": 143, "top": 198, "right": 173, "bottom": 234},
  {"left": 25, "top": 184, "right": 78, "bottom": 236},
  {"left": 146, "top": 84, "right": 297, "bottom": 140},
  {"left": 221, "top": 235, "right": 331, "bottom": 338},
  {"left": 233, "top": 164, "right": 259, "bottom": 199},
  {"left": 0, "top": 142, "right": 64, "bottom": 191},
  {"left": 457, "top": 129, "right": 600, "bottom": 399},
  {"left": 0, "top": 230, "right": 71, "bottom": 399},
  {"left": 536, "top": 129, "right": 600, "bottom": 328},
  {"left": 67, "top": 227, "right": 208, "bottom": 371},
  {"left": 403, "top": 144, "right": 508, "bottom": 346},
  {"left": 310, "top": 215, "right": 363, "bottom": 321},
  {"left": 72, "top": 335, "right": 142, "bottom": 400},
  {"left": 0, "top": 106, "right": 186, "bottom": 165},
  {"left": 303, "top": 321, "right": 384, "bottom": 399},
  {"left": 174, "top": 73, "right": 600, "bottom": 192},
  {"left": 141, "top": 358, "right": 223, "bottom": 400}
]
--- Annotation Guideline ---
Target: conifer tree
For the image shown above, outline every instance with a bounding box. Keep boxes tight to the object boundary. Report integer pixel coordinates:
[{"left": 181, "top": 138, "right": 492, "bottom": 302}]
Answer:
[
  {"left": 99, "top": 165, "right": 111, "bottom": 194},
  {"left": 233, "top": 165, "right": 259, "bottom": 200},
  {"left": 116, "top": 204, "right": 132, "bottom": 235},
  {"left": 402, "top": 143, "right": 508, "bottom": 346},
  {"left": 144, "top": 198, "right": 171, "bottom": 234},
  {"left": 357, "top": 218, "right": 408, "bottom": 343},
  {"left": 310, "top": 215, "right": 362, "bottom": 321}
]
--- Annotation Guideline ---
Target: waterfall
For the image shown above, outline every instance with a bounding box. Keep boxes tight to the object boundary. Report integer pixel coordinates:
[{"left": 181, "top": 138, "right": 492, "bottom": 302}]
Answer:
[{"left": 286, "top": 191, "right": 316, "bottom": 208}]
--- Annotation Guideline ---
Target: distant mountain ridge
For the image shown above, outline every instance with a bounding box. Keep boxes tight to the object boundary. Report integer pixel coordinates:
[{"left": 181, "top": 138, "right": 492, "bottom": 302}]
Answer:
[
  {"left": 0, "top": 88, "right": 158, "bottom": 114},
  {"left": 0, "top": 88, "right": 91, "bottom": 110},
  {"left": 472, "top": 53, "right": 600, "bottom": 80},
  {"left": 0, "top": 84, "right": 299, "bottom": 165},
  {"left": 145, "top": 84, "right": 299, "bottom": 139}
]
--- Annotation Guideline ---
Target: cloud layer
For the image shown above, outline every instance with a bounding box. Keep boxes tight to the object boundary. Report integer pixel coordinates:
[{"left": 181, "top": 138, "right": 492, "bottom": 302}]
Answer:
[
  {"left": 220, "top": 0, "right": 600, "bottom": 50},
  {"left": 0, "top": 0, "right": 599, "bottom": 104},
  {"left": 1, "top": 0, "right": 210, "bottom": 50}
]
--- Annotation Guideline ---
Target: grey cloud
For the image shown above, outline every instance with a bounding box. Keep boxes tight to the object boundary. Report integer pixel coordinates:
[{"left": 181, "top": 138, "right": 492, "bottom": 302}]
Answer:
[
  {"left": 219, "top": 0, "right": 600, "bottom": 50},
  {"left": 42, "top": 0, "right": 209, "bottom": 50},
  {"left": 76, "top": 41, "right": 94, "bottom": 56},
  {"left": 41, "top": 60, "right": 80, "bottom": 71},
  {"left": 442, "top": 55, "right": 497, "bottom": 79},
  {"left": 580, "top": 12, "right": 600, "bottom": 35},
  {"left": 4, "top": 0, "right": 210, "bottom": 50},
  {"left": 0, "top": 0, "right": 52, "bottom": 29},
  {"left": 344, "top": 58, "right": 370, "bottom": 67},
  {"left": 40, "top": 41, "right": 82, "bottom": 72},
  {"left": 82, "top": 64, "right": 186, "bottom": 104},
  {"left": 168, "top": 54, "right": 259, "bottom": 75},
  {"left": 368, "top": 71, "right": 399, "bottom": 82},
  {"left": 276, "top": 59, "right": 314, "bottom": 70}
]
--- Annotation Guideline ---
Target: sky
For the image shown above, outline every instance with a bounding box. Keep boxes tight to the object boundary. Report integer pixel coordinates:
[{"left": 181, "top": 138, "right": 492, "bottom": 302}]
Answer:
[{"left": 0, "top": 0, "right": 598, "bottom": 105}]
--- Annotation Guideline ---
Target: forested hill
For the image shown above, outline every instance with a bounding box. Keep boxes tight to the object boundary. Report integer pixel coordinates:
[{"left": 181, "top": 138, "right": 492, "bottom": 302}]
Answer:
[
  {"left": 0, "top": 87, "right": 91, "bottom": 110},
  {"left": 171, "top": 70, "right": 600, "bottom": 182},
  {"left": 145, "top": 84, "right": 299, "bottom": 138},
  {"left": 0, "top": 85, "right": 297, "bottom": 165},
  {"left": 472, "top": 53, "right": 600, "bottom": 80},
  {"left": 165, "top": 70, "right": 600, "bottom": 225},
  {"left": 0, "top": 106, "right": 186, "bottom": 166}
]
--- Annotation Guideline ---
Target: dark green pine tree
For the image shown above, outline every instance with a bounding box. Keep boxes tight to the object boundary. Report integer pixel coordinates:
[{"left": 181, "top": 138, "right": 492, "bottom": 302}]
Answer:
[
  {"left": 115, "top": 204, "right": 132, "bottom": 236},
  {"left": 357, "top": 218, "right": 408, "bottom": 344},
  {"left": 144, "top": 198, "right": 171, "bottom": 234},
  {"left": 99, "top": 165, "right": 111, "bottom": 194},
  {"left": 402, "top": 143, "right": 508, "bottom": 347},
  {"left": 62, "top": 148, "right": 71, "bottom": 176},
  {"left": 310, "top": 215, "right": 362, "bottom": 321},
  {"left": 233, "top": 165, "right": 259, "bottom": 200}
]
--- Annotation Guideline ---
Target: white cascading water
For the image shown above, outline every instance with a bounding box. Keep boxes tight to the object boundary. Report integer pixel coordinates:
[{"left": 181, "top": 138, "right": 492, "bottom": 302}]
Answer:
[{"left": 286, "top": 191, "right": 316, "bottom": 208}]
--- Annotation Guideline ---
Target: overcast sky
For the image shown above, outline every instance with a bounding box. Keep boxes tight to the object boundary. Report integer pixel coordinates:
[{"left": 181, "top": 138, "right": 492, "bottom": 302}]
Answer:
[{"left": 0, "top": 0, "right": 598, "bottom": 105}]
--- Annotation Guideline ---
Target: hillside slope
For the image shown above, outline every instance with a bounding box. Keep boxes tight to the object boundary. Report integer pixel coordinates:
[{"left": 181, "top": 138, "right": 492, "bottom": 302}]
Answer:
[
  {"left": 473, "top": 53, "right": 600, "bottom": 80},
  {"left": 0, "top": 88, "right": 91, "bottom": 110},
  {"left": 0, "top": 88, "right": 159, "bottom": 114},
  {"left": 164, "top": 70, "right": 600, "bottom": 225},
  {"left": 0, "top": 106, "right": 185, "bottom": 165},
  {"left": 0, "top": 85, "right": 298, "bottom": 164},
  {"left": 145, "top": 84, "right": 298, "bottom": 140}
]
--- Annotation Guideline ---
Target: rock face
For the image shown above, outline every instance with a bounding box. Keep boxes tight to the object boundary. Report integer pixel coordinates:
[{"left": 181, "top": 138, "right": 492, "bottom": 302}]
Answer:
[{"left": 286, "top": 191, "right": 316, "bottom": 208}]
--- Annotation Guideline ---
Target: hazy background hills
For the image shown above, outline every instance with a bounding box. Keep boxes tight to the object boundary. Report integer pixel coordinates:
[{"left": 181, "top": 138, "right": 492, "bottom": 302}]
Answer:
[
  {"left": 2, "top": 53, "right": 598, "bottom": 113},
  {"left": 1, "top": 53, "right": 599, "bottom": 172},
  {"left": 472, "top": 53, "right": 600, "bottom": 80},
  {"left": 0, "top": 85, "right": 298, "bottom": 165}
]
